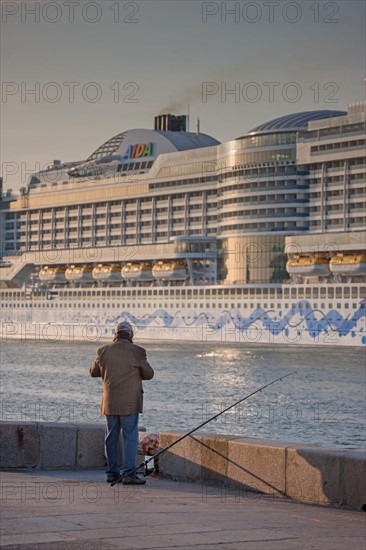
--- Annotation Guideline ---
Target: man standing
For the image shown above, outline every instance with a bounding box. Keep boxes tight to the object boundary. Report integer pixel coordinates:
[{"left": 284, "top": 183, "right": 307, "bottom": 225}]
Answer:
[{"left": 90, "top": 321, "right": 154, "bottom": 484}]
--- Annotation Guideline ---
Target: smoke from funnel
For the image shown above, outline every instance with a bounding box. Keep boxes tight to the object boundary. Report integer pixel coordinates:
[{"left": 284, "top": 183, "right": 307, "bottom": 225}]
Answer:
[{"left": 159, "top": 84, "right": 204, "bottom": 115}]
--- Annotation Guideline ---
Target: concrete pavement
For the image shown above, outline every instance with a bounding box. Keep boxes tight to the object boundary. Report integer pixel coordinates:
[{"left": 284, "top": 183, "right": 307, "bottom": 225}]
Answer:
[{"left": 0, "top": 469, "right": 365, "bottom": 549}]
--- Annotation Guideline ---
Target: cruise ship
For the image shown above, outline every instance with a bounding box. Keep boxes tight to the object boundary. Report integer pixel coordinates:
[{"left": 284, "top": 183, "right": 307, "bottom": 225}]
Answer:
[{"left": 1, "top": 105, "right": 365, "bottom": 346}]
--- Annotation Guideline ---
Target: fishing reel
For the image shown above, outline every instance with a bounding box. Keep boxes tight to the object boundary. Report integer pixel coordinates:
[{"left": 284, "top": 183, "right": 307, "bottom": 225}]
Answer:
[{"left": 144, "top": 463, "right": 155, "bottom": 476}]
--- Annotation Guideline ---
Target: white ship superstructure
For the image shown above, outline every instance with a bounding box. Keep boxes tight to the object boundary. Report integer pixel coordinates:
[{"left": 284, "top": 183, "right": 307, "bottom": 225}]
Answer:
[{"left": 1, "top": 106, "right": 365, "bottom": 346}]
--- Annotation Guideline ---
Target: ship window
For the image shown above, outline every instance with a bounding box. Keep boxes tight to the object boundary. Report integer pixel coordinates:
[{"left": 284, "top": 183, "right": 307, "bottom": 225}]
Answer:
[
  {"left": 352, "top": 288, "right": 358, "bottom": 298},
  {"left": 336, "top": 288, "right": 342, "bottom": 298},
  {"left": 353, "top": 303, "right": 357, "bottom": 309},
  {"left": 328, "top": 288, "right": 334, "bottom": 298},
  {"left": 313, "top": 289, "right": 319, "bottom": 298},
  {"left": 291, "top": 288, "right": 297, "bottom": 298},
  {"left": 345, "top": 303, "right": 349, "bottom": 309},
  {"left": 344, "top": 288, "right": 350, "bottom": 298}
]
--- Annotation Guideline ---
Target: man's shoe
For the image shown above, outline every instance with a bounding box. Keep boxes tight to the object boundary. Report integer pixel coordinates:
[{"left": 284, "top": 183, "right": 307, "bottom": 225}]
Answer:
[
  {"left": 107, "top": 474, "right": 120, "bottom": 483},
  {"left": 122, "top": 475, "right": 146, "bottom": 485}
]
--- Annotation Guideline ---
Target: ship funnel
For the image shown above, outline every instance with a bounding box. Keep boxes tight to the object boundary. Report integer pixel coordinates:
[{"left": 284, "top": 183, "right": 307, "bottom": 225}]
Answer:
[{"left": 154, "top": 114, "right": 187, "bottom": 132}]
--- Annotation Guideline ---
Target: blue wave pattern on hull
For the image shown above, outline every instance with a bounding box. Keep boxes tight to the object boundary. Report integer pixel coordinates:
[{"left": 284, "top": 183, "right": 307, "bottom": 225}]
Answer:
[{"left": 106, "top": 300, "right": 366, "bottom": 343}]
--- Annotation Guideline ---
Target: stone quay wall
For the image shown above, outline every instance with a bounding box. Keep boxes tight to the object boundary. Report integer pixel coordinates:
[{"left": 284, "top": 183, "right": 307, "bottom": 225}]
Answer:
[
  {"left": 158, "top": 432, "right": 365, "bottom": 512},
  {"left": 0, "top": 422, "right": 364, "bottom": 511},
  {"left": 0, "top": 421, "right": 145, "bottom": 470}
]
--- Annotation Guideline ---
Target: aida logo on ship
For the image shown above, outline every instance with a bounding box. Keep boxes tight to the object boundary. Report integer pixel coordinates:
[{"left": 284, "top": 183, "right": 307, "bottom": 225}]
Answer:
[{"left": 122, "top": 142, "right": 155, "bottom": 159}]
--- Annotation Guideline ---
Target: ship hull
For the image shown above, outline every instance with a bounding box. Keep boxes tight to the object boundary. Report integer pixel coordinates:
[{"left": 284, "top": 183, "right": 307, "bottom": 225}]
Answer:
[{"left": 1, "top": 284, "right": 365, "bottom": 347}]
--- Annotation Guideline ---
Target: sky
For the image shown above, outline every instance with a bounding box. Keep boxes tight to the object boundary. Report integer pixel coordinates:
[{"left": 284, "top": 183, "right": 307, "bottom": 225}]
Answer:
[{"left": 1, "top": 0, "right": 365, "bottom": 191}]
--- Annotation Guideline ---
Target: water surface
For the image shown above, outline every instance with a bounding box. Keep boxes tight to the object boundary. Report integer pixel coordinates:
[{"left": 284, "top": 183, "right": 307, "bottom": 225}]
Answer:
[{"left": 1, "top": 340, "right": 365, "bottom": 449}]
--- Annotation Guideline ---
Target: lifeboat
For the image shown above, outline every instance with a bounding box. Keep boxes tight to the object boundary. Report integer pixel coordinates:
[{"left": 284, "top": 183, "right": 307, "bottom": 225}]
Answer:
[
  {"left": 65, "top": 265, "right": 94, "bottom": 283},
  {"left": 286, "top": 255, "right": 330, "bottom": 277},
  {"left": 329, "top": 254, "right": 366, "bottom": 276},
  {"left": 92, "top": 264, "right": 123, "bottom": 282},
  {"left": 152, "top": 261, "right": 188, "bottom": 281},
  {"left": 39, "top": 266, "right": 66, "bottom": 284},
  {"left": 121, "top": 263, "right": 154, "bottom": 281}
]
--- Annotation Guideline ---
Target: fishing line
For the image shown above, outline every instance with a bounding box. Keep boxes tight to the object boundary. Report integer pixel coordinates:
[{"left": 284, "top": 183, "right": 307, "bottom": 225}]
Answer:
[{"left": 111, "top": 370, "right": 297, "bottom": 486}]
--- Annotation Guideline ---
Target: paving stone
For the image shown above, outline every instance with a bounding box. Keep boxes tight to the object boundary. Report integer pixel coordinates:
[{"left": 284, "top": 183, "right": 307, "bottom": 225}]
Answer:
[
  {"left": 339, "top": 449, "right": 366, "bottom": 510},
  {"left": 38, "top": 423, "right": 77, "bottom": 469},
  {"left": 227, "top": 437, "right": 290, "bottom": 497},
  {"left": 286, "top": 446, "right": 342, "bottom": 505},
  {"left": 75, "top": 423, "right": 106, "bottom": 469},
  {"left": 159, "top": 431, "right": 202, "bottom": 481},
  {"left": 1, "top": 470, "right": 364, "bottom": 550},
  {"left": 197, "top": 433, "right": 232, "bottom": 483},
  {"left": 0, "top": 422, "right": 40, "bottom": 468}
]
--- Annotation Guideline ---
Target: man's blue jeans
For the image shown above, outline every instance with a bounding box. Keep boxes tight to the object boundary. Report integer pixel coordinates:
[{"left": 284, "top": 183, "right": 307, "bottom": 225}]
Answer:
[{"left": 105, "top": 414, "right": 139, "bottom": 477}]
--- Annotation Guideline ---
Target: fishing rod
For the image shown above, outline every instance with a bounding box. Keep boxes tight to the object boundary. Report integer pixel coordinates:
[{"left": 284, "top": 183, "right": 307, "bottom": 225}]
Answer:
[{"left": 111, "top": 370, "right": 297, "bottom": 486}]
